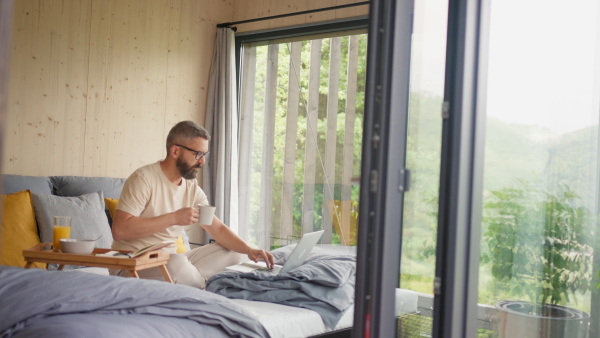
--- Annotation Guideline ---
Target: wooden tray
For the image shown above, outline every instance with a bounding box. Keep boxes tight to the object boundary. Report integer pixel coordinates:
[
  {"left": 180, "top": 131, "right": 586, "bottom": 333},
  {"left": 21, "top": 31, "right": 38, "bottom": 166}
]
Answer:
[{"left": 23, "top": 243, "right": 173, "bottom": 282}]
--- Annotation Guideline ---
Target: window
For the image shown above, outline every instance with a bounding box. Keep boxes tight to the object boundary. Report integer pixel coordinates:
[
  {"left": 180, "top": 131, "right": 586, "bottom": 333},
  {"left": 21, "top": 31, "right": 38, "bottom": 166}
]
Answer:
[
  {"left": 236, "top": 24, "right": 368, "bottom": 250},
  {"left": 477, "top": 1, "right": 600, "bottom": 336}
]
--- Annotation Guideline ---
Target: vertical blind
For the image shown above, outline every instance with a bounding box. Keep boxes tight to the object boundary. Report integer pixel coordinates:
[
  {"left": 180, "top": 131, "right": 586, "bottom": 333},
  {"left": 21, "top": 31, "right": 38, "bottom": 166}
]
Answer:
[{"left": 238, "top": 32, "right": 367, "bottom": 249}]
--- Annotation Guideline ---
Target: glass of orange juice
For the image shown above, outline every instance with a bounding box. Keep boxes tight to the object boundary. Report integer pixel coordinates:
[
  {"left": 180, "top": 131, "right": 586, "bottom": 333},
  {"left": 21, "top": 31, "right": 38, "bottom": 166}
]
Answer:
[{"left": 53, "top": 216, "right": 71, "bottom": 251}]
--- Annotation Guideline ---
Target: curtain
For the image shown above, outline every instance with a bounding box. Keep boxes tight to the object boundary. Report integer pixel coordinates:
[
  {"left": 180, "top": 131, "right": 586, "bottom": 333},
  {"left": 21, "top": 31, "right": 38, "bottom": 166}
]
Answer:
[{"left": 203, "top": 28, "right": 239, "bottom": 242}]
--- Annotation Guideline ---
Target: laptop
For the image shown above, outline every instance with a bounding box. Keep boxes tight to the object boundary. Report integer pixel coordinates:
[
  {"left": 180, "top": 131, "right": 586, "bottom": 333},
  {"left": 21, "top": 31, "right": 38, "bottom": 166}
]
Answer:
[{"left": 226, "top": 230, "right": 325, "bottom": 275}]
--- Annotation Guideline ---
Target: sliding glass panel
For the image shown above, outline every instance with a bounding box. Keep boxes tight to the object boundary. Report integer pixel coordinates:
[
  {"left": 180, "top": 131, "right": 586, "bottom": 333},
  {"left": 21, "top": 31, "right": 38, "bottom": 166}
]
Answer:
[
  {"left": 478, "top": 1, "right": 600, "bottom": 337},
  {"left": 238, "top": 32, "right": 368, "bottom": 250},
  {"left": 396, "top": 1, "right": 448, "bottom": 336}
]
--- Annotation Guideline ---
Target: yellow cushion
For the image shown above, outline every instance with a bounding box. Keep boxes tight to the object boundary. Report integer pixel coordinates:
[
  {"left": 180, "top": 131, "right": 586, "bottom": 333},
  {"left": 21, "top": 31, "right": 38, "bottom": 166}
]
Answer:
[
  {"left": 104, "top": 197, "right": 119, "bottom": 220},
  {"left": 175, "top": 234, "right": 186, "bottom": 253},
  {"left": 0, "top": 190, "right": 45, "bottom": 268},
  {"left": 104, "top": 197, "right": 187, "bottom": 253}
]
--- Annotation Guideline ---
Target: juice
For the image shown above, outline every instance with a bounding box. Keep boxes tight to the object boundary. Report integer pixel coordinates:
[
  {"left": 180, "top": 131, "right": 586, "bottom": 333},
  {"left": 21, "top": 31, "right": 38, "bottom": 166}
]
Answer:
[{"left": 53, "top": 226, "right": 71, "bottom": 251}]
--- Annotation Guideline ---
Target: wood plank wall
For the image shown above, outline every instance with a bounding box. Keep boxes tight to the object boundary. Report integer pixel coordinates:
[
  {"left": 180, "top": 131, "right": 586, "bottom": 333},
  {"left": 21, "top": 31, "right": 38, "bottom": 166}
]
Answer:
[
  {"left": 0, "top": 0, "right": 13, "bottom": 191},
  {"left": 5, "top": 0, "right": 232, "bottom": 178},
  {"left": 4, "top": 0, "right": 367, "bottom": 179}
]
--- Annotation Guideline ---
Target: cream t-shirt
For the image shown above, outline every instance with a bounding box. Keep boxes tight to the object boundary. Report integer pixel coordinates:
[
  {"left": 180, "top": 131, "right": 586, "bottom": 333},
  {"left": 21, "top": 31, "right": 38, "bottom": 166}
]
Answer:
[{"left": 112, "top": 161, "right": 209, "bottom": 254}]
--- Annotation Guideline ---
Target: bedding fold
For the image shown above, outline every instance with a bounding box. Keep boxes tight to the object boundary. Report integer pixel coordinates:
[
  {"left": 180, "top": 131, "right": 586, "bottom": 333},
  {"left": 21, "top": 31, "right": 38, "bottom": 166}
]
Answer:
[
  {"left": 206, "top": 252, "right": 356, "bottom": 329},
  {"left": 0, "top": 266, "right": 269, "bottom": 338}
]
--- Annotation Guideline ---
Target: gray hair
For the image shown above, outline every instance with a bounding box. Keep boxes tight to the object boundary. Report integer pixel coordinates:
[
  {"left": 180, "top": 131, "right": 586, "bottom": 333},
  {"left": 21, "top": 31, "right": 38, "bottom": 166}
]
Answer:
[{"left": 166, "top": 121, "right": 211, "bottom": 154}]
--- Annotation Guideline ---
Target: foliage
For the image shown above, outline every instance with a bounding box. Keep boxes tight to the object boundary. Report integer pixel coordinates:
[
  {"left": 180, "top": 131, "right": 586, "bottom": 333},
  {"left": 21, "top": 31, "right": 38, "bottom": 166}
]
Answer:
[
  {"left": 481, "top": 180, "right": 595, "bottom": 305},
  {"left": 244, "top": 34, "right": 368, "bottom": 247}
]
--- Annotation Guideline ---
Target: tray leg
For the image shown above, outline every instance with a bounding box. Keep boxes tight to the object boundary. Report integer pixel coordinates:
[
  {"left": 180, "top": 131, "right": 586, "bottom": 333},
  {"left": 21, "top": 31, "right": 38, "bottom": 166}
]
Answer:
[
  {"left": 160, "top": 265, "right": 173, "bottom": 283},
  {"left": 58, "top": 264, "right": 65, "bottom": 271},
  {"left": 24, "top": 262, "right": 33, "bottom": 269},
  {"left": 130, "top": 270, "right": 140, "bottom": 279}
]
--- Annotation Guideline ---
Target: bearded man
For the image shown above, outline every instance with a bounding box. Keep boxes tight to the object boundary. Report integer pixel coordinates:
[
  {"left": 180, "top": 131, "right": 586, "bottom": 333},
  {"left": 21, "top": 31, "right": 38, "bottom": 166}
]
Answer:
[{"left": 110, "top": 121, "right": 274, "bottom": 288}]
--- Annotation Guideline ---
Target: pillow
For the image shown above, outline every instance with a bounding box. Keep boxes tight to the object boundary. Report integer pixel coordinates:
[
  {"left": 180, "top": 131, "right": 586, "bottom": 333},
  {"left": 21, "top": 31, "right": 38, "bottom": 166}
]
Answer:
[
  {"left": 104, "top": 197, "right": 187, "bottom": 253},
  {"left": 31, "top": 191, "right": 114, "bottom": 270},
  {"left": 175, "top": 234, "right": 187, "bottom": 253},
  {"left": 105, "top": 197, "right": 119, "bottom": 220},
  {"left": 0, "top": 190, "right": 45, "bottom": 268},
  {"left": 51, "top": 176, "right": 126, "bottom": 200},
  {"left": 3, "top": 175, "right": 53, "bottom": 195}
]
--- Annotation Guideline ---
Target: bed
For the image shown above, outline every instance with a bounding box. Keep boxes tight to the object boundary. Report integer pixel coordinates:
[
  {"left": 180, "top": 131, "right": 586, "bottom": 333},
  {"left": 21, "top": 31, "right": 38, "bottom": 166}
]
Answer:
[{"left": 0, "top": 245, "right": 418, "bottom": 338}]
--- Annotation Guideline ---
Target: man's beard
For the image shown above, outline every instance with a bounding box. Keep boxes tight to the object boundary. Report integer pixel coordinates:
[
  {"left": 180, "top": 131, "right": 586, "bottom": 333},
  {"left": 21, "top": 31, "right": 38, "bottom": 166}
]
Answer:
[{"left": 176, "top": 157, "right": 201, "bottom": 180}]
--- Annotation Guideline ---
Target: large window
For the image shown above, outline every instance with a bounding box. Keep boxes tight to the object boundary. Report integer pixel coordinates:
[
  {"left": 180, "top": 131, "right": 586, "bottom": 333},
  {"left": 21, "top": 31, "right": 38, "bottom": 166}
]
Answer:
[
  {"left": 236, "top": 26, "right": 368, "bottom": 251},
  {"left": 476, "top": 1, "right": 600, "bottom": 337}
]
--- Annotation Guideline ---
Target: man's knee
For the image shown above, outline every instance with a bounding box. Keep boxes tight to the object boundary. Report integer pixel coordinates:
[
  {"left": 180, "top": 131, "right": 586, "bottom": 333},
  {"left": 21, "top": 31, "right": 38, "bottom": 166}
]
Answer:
[{"left": 167, "top": 253, "right": 206, "bottom": 289}]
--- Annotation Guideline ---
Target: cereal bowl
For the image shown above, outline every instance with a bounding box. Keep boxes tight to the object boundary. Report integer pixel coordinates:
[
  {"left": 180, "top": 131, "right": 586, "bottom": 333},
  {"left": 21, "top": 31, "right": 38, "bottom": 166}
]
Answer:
[{"left": 60, "top": 239, "right": 96, "bottom": 254}]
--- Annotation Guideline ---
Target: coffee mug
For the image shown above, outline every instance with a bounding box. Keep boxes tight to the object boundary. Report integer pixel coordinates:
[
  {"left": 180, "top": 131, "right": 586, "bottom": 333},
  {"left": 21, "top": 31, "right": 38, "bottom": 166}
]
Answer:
[{"left": 197, "top": 204, "right": 216, "bottom": 225}]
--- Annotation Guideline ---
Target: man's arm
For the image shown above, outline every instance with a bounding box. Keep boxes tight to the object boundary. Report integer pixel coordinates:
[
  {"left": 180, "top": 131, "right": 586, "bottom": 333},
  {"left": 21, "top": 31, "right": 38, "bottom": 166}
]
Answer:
[
  {"left": 201, "top": 216, "right": 275, "bottom": 268},
  {"left": 112, "top": 207, "right": 199, "bottom": 241}
]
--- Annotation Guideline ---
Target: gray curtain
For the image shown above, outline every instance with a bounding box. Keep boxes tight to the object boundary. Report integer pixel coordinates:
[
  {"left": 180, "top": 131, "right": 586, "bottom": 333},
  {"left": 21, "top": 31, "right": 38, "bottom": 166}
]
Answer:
[{"left": 203, "top": 28, "right": 239, "bottom": 242}]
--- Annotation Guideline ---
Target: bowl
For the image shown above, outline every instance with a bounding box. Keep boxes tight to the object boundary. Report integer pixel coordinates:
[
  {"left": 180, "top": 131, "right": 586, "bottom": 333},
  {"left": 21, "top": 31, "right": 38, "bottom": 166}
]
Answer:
[{"left": 60, "top": 239, "right": 96, "bottom": 254}]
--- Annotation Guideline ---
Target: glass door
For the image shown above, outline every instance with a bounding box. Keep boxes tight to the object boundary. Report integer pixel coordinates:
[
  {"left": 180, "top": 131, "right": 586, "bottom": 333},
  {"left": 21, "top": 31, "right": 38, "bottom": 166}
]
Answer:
[
  {"left": 396, "top": 0, "right": 448, "bottom": 336},
  {"left": 355, "top": 0, "right": 489, "bottom": 336},
  {"left": 353, "top": 0, "right": 451, "bottom": 336},
  {"left": 476, "top": 1, "right": 600, "bottom": 337}
]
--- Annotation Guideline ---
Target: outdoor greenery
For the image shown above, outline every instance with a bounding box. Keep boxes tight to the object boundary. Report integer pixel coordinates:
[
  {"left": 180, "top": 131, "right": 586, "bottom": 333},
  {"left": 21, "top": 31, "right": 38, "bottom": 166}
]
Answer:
[
  {"left": 245, "top": 34, "right": 368, "bottom": 248},
  {"left": 481, "top": 181, "right": 595, "bottom": 306},
  {"left": 242, "top": 27, "right": 600, "bottom": 321}
]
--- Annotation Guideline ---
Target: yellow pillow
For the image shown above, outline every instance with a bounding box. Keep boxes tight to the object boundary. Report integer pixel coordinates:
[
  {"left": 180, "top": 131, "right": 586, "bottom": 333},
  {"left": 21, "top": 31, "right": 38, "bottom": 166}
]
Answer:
[
  {"left": 104, "top": 198, "right": 187, "bottom": 253},
  {"left": 0, "top": 190, "right": 45, "bottom": 268},
  {"left": 104, "top": 197, "right": 119, "bottom": 220},
  {"left": 175, "top": 235, "right": 187, "bottom": 253}
]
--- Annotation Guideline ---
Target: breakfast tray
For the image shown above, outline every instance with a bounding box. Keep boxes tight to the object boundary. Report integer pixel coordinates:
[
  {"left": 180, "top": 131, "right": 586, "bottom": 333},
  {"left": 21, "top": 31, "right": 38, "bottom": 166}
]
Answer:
[{"left": 22, "top": 243, "right": 173, "bottom": 282}]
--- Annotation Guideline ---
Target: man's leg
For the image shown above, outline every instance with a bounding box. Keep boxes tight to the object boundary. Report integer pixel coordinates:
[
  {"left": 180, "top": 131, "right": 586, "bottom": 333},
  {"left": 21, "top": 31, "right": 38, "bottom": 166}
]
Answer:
[
  {"left": 185, "top": 243, "right": 245, "bottom": 282},
  {"left": 119, "top": 253, "right": 206, "bottom": 288}
]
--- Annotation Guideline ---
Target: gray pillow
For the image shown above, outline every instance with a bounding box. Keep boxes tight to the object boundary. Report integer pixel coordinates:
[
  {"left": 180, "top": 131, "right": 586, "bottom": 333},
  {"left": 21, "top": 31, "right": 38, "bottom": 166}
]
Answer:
[
  {"left": 50, "top": 176, "right": 126, "bottom": 199},
  {"left": 3, "top": 174, "right": 53, "bottom": 195},
  {"left": 31, "top": 191, "right": 114, "bottom": 269}
]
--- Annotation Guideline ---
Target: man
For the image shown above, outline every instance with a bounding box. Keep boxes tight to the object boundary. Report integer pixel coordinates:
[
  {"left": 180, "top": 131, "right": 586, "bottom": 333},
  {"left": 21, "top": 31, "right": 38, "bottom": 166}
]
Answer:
[{"left": 111, "top": 120, "right": 274, "bottom": 288}]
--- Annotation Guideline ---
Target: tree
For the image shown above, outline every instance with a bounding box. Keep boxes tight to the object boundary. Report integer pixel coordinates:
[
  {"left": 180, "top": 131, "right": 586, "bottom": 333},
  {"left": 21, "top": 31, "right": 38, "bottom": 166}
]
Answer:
[{"left": 481, "top": 180, "right": 594, "bottom": 306}]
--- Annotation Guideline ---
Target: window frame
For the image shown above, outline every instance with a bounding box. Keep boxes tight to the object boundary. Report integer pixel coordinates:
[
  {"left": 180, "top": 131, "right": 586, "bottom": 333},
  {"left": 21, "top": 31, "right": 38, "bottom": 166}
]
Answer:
[
  {"left": 234, "top": 16, "right": 369, "bottom": 100},
  {"left": 232, "top": 16, "right": 371, "bottom": 335},
  {"left": 233, "top": 17, "right": 370, "bottom": 249}
]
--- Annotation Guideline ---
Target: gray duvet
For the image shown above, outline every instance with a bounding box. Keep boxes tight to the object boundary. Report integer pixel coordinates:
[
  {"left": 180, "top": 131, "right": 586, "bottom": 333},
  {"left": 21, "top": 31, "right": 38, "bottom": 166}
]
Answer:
[
  {"left": 206, "top": 249, "right": 356, "bottom": 329},
  {"left": 0, "top": 266, "right": 270, "bottom": 338}
]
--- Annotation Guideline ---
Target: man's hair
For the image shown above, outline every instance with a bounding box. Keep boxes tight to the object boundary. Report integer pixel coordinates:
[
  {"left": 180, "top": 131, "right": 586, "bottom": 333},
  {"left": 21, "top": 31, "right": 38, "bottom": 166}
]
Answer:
[{"left": 166, "top": 121, "right": 211, "bottom": 154}]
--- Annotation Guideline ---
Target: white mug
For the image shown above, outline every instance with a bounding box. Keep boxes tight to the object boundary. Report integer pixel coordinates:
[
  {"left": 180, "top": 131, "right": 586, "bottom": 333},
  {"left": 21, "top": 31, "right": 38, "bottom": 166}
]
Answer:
[{"left": 197, "top": 204, "right": 216, "bottom": 225}]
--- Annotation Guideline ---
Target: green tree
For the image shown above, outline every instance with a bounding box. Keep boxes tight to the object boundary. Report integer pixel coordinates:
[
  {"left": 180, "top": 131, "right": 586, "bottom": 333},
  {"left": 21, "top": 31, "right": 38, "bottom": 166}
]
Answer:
[{"left": 481, "top": 180, "right": 594, "bottom": 306}]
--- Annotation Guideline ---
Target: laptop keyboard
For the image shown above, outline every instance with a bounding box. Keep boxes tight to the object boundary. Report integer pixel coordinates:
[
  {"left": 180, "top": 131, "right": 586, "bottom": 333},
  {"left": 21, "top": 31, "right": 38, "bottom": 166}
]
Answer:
[{"left": 258, "top": 267, "right": 274, "bottom": 272}]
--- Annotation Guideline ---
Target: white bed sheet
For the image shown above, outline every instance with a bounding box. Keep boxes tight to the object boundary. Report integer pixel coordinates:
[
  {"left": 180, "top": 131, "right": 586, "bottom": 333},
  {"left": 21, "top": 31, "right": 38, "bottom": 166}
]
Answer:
[
  {"left": 231, "top": 288, "right": 419, "bottom": 338},
  {"left": 230, "top": 299, "right": 344, "bottom": 338}
]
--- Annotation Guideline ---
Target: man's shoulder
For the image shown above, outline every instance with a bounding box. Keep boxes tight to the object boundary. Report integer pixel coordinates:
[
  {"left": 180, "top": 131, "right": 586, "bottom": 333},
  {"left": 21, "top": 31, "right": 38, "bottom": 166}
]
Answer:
[
  {"left": 130, "top": 162, "right": 160, "bottom": 177},
  {"left": 184, "top": 177, "right": 207, "bottom": 196},
  {"left": 124, "top": 162, "right": 161, "bottom": 188}
]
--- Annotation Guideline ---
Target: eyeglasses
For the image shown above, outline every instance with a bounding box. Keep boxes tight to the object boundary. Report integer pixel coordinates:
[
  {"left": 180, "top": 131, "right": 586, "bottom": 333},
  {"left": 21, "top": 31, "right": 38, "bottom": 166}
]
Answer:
[{"left": 175, "top": 144, "right": 209, "bottom": 160}]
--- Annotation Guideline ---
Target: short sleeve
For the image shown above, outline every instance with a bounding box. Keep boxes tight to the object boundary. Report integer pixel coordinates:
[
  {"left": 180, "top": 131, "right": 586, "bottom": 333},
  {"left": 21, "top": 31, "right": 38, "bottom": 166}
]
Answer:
[
  {"left": 116, "top": 170, "right": 150, "bottom": 216},
  {"left": 194, "top": 184, "right": 210, "bottom": 206}
]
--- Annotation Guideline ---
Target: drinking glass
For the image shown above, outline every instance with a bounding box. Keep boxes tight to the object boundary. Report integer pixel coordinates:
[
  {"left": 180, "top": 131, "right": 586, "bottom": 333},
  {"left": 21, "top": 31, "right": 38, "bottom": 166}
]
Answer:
[{"left": 53, "top": 216, "right": 72, "bottom": 251}]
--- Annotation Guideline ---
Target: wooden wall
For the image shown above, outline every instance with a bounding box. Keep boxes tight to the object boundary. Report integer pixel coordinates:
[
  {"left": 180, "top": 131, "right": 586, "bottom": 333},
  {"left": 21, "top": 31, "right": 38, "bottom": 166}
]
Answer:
[
  {"left": 3, "top": 0, "right": 368, "bottom": 179},
  {"left": 5, "top": 0, "right": 232, "bottom": 178}
]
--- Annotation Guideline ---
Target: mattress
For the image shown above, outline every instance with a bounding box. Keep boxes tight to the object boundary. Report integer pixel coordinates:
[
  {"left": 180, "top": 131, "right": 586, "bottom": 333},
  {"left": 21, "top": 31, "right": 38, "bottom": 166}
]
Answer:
[{"left": 232, "top": 288, "right": 419, "bottom": 338}]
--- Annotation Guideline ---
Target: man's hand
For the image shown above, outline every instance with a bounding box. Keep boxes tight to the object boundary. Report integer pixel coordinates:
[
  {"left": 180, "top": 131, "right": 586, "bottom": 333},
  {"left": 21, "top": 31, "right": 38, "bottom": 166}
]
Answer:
[
  {"left": 172, "top": 207, "right": 200, "bottom": 225},
  {"left": 247, "top": 248, "right": 275, "bottom": 268}
]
